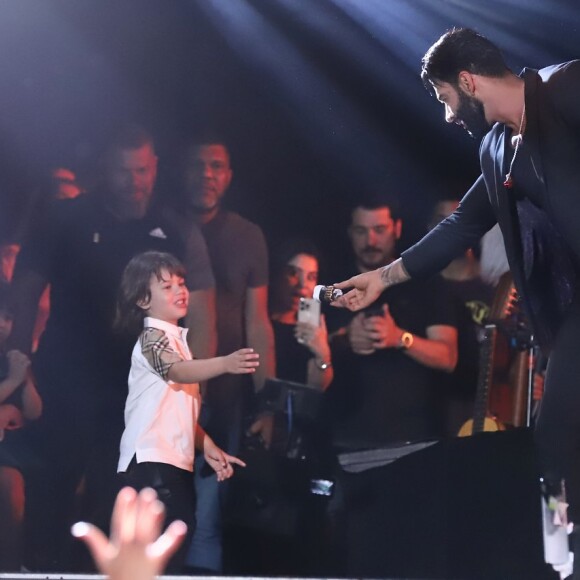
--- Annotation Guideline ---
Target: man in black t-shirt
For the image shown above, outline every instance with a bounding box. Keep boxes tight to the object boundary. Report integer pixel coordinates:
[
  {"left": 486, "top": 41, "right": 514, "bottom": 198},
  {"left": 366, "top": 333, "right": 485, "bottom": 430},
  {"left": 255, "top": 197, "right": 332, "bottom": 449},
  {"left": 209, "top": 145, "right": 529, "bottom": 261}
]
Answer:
[
  {"left": 327, "top": 196, "right": 458, "bottom": 448},
  {"left": 323, "top": 197, "right": 458, "bottom": 577},
  {"left": 9, "top": 126, "right": 215, "bottom": 571}
]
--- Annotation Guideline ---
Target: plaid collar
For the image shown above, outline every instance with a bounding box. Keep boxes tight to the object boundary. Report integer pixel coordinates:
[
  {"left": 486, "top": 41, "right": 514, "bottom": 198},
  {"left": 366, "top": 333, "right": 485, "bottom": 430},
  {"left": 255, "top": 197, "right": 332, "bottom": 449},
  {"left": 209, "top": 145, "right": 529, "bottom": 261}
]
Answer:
[{"left": 143, "top": 317, "right": 188, "bottom": 342}]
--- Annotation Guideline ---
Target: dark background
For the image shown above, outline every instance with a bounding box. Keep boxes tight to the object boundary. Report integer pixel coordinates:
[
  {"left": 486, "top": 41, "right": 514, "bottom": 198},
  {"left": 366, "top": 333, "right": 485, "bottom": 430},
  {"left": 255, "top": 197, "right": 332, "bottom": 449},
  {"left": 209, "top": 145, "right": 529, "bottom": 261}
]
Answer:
[{"left": 0, "top": 0, "right": 578, "bottom": 276}]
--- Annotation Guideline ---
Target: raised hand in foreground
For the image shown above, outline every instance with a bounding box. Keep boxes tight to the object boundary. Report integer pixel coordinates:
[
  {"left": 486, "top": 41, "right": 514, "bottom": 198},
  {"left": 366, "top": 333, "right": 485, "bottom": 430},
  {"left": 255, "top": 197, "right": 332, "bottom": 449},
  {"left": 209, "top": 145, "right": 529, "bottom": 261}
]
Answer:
[{"left": 72, "top": 486, "right": 186, "bottom": 580}]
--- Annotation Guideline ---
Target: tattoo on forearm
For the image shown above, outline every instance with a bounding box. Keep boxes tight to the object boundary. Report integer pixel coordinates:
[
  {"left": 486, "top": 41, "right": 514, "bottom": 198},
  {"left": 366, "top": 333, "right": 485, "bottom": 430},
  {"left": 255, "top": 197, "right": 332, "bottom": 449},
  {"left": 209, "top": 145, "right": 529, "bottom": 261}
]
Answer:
[{"left": 380, "top": 258, "right": 410, "bottom": 289}]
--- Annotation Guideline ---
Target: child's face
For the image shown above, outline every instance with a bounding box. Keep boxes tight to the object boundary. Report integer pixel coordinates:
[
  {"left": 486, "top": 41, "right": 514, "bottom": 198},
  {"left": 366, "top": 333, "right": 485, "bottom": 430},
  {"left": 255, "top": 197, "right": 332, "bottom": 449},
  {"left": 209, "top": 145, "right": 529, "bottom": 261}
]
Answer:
[
  {"left": 0, "top": 312, "right": 13, "bottom": 345},
  {"left": 139, "top": 270, "right": 189, "bottom": 324}
]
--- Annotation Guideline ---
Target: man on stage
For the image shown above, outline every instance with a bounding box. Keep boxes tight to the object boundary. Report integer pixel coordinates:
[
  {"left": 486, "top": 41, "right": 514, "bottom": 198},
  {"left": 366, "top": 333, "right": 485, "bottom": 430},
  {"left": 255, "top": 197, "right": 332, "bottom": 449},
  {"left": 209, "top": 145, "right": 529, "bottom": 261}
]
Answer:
[{"left": 333, "top": 27, "right": 580, "bottom": 575}]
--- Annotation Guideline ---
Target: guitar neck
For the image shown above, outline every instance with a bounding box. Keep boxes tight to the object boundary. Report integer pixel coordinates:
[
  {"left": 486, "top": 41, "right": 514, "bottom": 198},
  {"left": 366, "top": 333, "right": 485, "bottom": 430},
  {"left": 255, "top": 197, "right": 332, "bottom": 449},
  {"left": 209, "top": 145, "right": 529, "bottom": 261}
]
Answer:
[{"left": 473, "top": 324, "right": 498, "bottom": 434}]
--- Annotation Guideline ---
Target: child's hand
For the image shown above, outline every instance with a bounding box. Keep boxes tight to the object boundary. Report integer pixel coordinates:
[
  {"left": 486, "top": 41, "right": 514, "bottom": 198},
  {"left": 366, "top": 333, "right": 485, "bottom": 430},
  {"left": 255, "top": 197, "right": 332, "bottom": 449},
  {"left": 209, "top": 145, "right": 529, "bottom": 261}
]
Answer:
[
  {"left": 224, "top": 348, "right": 260, "bottom": 375},
  {"left": 71, "top": 487, "right": 187, "bottom": 580},
  {"left": 7, "top": 350, "right": 30, "bottom": 385},
  {"left": 203, "top": 437, "right": 247, "bottom": 482}
]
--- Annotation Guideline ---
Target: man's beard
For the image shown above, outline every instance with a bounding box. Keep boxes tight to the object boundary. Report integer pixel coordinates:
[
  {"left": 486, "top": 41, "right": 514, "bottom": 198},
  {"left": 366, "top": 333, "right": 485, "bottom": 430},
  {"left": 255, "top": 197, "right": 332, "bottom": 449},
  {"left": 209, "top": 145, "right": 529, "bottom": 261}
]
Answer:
[
  {"left": 358, "top": 246, "right": 391, "bottom": 271},
  {"left": 190, "top": 201, "right": 218, "bottom": 214},
  {"left": 456, "top": 91, "right": 491, "bottom": 140},
  {"left": 187, "top": 193, "right": 219, "bottom": 214}
]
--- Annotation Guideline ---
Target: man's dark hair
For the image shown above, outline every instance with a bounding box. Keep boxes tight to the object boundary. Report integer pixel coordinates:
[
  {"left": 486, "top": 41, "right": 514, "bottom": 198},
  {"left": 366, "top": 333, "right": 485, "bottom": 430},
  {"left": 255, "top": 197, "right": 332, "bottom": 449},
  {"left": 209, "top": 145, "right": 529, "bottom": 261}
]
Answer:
[
  {"left": 115, "top": 251, "right": 186, "bottom": 338},
  {"left": 192, "top": 129, "right": 229, "bottom": 149},
  {"left": 176, "top": 131, "right": 232, "bottom": 176},
  {"left": 421, "top": 28, "right": 511, "bottom": 91},
  {"left": 187, "top": 130, "right": 230, "bottom": 158},
  {"left": 352, "top": 192, "right": 401, "bottom": 222},
  {"left": 106, "top": 124, "right": 155, "bottom": 155}
]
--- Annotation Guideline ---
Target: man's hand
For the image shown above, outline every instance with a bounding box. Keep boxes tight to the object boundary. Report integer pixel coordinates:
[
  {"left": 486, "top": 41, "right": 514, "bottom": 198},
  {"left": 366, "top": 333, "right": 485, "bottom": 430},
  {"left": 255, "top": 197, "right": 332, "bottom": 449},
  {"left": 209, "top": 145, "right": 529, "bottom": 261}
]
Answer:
[
  {"left": 347, "top": 313, "right": 376, "bottom": 355},
  {"left": 333, "top": 269, "right": 385, "bottom": 311},
  {"left": 71, "top": 487, "right": 187, "bottom": 580},
  {"left": 363, "top": 304, "right": 401, "bottom": 350},
  {"left": 333, "top": 258, "right": 410, "bottom": 311}
]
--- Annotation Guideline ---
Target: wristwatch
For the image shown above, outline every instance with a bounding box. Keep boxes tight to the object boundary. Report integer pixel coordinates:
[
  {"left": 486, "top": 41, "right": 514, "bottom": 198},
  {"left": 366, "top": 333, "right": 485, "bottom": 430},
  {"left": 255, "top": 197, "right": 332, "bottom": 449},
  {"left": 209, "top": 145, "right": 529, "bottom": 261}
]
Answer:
[
  {"left": 315, "top": 359, "right": 332, "bottom": 371},
  {"left": 398, "top": 331, "right": 414, "bottom": 350}
]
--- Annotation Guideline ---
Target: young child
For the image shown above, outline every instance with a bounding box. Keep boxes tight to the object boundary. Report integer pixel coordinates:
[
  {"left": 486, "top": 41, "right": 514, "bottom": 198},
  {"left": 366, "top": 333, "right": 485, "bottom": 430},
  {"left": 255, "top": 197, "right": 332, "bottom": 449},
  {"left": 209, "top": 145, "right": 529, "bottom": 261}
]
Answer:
[
  {"left": 114, "top": 251, "right": 258, "bottom": 573},
  {"left": 0, "top": 283, "right": 43, "bottom": 570}
]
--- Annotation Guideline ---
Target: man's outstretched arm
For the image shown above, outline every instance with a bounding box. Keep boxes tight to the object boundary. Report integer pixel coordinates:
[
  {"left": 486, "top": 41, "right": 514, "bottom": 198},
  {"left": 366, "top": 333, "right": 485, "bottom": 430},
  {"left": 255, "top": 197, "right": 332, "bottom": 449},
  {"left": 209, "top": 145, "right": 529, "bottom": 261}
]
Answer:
[
  {"left": 333, "top": 175, "right": 495, "bottom": 313},
  {"left": 332, "top": 258, "right": 410, "bottom": 312}
]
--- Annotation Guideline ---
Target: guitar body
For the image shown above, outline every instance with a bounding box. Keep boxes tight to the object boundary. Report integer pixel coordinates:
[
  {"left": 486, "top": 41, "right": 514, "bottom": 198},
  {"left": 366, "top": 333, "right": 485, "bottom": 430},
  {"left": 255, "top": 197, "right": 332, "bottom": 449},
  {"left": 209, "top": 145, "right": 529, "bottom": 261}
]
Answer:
[
  {"left": 458, "top": 416, "right": 506, "bottom": 437},
  {"left": 458, "top": 274, "right": 517, "bottom": 437}
]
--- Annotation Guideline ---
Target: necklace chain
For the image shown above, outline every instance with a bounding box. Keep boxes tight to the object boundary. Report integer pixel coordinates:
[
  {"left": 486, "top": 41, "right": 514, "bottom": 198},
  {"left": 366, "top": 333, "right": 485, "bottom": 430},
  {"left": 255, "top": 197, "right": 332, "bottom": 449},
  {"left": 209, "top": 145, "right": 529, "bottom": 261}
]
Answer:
[{"left": 504, "top": 104, "right": 527, "bottom": 189}]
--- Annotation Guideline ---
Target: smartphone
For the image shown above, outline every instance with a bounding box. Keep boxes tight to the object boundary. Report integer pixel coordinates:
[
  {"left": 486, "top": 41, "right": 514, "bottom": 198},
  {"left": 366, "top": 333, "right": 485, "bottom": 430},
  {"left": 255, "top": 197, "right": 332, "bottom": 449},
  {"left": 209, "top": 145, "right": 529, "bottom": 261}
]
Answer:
[
  {"left": 298, "top": 297, "right": 321, "bottom": 326},
  {"left": 364, "top": 305, "right": 384, "bottom": 318}
]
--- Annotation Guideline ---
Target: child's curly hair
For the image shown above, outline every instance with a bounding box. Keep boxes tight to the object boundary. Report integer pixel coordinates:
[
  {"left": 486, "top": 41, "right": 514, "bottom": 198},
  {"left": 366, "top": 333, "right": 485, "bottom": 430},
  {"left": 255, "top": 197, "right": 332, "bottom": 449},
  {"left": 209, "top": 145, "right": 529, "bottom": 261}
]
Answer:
[{"left": 115, "top": 251, "right": 186, "bottom": 338}]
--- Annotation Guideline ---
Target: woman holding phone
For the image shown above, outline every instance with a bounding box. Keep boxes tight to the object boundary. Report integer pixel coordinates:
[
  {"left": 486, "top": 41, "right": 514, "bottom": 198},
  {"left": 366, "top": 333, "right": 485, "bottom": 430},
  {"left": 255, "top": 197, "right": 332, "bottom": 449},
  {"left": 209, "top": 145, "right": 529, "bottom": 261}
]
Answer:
[{"left": 269, "top": 239, "right": 333, "bottom": 391}]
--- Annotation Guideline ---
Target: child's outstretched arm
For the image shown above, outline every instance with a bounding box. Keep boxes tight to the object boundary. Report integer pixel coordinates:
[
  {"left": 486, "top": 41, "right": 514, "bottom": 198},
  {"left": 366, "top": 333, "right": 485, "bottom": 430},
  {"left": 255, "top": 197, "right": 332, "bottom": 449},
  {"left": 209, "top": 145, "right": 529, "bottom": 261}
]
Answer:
[
  {"left": 195, "top": 425, "right": 246, "bottom": 482},
  {"left": 167, "top": 348, "right": 259, "bottom": 384}
]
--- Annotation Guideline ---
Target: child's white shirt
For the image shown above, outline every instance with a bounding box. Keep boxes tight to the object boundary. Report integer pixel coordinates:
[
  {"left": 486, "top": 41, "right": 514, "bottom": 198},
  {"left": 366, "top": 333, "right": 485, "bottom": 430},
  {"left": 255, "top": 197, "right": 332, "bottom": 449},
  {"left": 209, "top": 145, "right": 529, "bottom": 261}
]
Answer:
[{"left": 118, "top": 316, "right": 201, "bottom": 472}]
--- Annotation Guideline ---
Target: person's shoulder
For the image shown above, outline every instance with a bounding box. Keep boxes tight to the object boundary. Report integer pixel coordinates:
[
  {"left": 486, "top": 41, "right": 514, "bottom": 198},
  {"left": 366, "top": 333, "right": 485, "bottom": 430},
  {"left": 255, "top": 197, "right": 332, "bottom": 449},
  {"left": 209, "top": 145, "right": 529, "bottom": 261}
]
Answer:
[
  {"left": 443, "top": 276, "right": 495, "bottom": 303},
  {"left": 58, "top": 193, "right": 97, "bottom": 216},
  {"left": 40, "top": 193, "right": 94, "bottom": 225},
  {"left": 533, "top": 60, "right": 580, "bottom": 115},
  {"left": 223, "top": 210, "right": 263, "bottom": 232},
  {"left": 139, "top": 326, "right": 169, "bottom": 350},
  {"left": 156, "top": 202, "right": 188, "bottom": 233},
  {"left": 533, "top": 61, "right": 580, "bottom": 101},
  {"left": 462, "top": 276, "right": 495, "bottom": 297},
  {"left": 538, "top": 60, "right": 580, "bottom": 82},
  {"left": 23, "top": 194, "right": 98, "bottom": 248},
  {"left": 401, "top": 274, "right": 454, "bottom": 304},
  {"left": 154, "top": 209, "right": 194, "bottom": 247},
  {"left": 220, "top": 211, "right": 266, "bottom": 247},
  {"left": 405, "top": 274, "right": 443, "bottom": 292}
]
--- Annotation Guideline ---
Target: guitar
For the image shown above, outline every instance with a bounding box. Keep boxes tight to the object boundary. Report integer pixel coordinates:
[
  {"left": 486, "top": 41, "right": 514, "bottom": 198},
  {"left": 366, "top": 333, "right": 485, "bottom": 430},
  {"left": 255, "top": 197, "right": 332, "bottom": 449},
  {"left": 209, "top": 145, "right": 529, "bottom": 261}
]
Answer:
[{"left": 458, "top": 273, "right": 517, "bottom": 437}]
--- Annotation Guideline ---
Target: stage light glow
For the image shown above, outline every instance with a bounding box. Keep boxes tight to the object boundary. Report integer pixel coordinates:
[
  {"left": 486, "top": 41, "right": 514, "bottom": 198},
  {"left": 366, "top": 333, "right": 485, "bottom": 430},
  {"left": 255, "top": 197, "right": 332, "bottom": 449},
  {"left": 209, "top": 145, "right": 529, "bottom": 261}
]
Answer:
[
  {"left": 194, "top": 0, "right": 580, "bottom": 200},
  {"left": 197, "top": 0, "right": 411, "bottom": 191}
]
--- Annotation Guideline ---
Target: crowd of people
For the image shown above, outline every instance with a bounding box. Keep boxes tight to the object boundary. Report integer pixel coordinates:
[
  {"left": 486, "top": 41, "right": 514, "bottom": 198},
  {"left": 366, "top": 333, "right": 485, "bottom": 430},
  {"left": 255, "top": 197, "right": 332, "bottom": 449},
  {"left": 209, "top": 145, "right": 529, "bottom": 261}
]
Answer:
[
  {"left": 0, "top": 25, "right": 576, "bottom": 579},
  {"left": 0, "top": 122, "right": 510, "bottom": 576}
]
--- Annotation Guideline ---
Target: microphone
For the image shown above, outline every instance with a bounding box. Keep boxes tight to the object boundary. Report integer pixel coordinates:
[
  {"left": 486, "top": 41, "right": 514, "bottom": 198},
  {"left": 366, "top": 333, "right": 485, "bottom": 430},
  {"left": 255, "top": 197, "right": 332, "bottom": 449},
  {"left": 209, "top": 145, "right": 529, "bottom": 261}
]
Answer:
[{"left": 313, "top": 284, "right": 343, "bottom": 303}]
